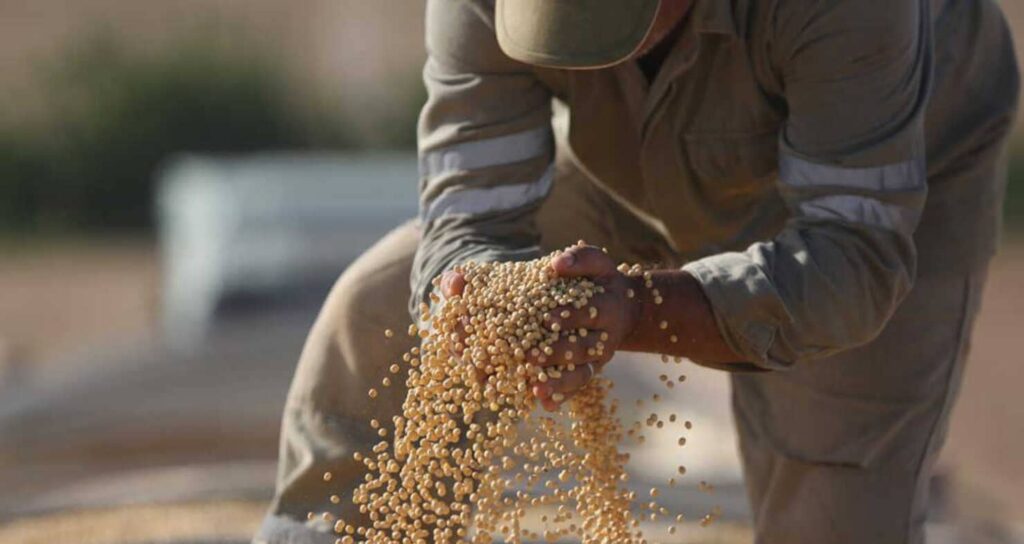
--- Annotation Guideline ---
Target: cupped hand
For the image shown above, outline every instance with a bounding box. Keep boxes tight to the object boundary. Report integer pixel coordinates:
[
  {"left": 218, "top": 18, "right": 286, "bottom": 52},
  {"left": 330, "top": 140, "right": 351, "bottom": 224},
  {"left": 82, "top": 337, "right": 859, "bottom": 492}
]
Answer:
[
  {"left": 437, "top": 248, "right": 641, "bottom": 412},
  {"left": 530, "top": 244, "right": 640, "bottom": 411}
]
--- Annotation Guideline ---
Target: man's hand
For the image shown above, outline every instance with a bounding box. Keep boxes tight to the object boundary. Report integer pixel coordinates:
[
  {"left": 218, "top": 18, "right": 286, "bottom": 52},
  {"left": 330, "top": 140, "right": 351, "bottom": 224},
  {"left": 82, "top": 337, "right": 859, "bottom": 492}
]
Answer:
[
  {"left": 529, "top": 245, "right": 640, "bottom": 410},
  {"left": 531, "top": 246, "right": 750, "bottom": 406},
  {"left": 437, "top": 245, "right": 744, "bottom": 412},
  {"left": 438, "top": 248, "right": 640, "bottom": 411}
]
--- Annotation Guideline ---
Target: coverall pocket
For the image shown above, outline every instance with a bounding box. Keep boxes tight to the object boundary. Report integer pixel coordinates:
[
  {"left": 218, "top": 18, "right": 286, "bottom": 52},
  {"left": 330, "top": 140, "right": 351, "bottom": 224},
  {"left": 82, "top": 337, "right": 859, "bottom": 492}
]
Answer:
[{"left": 682, "top": 129, "right": 778, "bottom": 190}]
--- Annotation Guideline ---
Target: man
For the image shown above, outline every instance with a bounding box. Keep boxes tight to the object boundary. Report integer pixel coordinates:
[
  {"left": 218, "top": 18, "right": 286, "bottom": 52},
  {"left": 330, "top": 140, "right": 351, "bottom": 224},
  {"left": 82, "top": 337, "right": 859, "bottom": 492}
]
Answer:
[{"left": 257, "top": 0, "right": 1019, "bottom": 542}]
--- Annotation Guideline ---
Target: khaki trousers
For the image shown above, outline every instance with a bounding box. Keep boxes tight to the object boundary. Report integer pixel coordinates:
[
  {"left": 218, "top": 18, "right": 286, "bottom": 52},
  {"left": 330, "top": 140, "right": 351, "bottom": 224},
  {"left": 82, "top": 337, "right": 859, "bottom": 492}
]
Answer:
[{"left": 255, "top": 160, "right": 987, "bottom": 544}]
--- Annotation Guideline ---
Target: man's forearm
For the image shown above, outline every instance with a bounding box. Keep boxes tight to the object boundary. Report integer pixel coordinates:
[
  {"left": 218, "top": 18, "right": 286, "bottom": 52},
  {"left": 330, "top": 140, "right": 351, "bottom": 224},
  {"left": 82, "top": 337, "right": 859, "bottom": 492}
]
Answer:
[{"left": 620, "top": 270, "right": 744, "bottom": 365}]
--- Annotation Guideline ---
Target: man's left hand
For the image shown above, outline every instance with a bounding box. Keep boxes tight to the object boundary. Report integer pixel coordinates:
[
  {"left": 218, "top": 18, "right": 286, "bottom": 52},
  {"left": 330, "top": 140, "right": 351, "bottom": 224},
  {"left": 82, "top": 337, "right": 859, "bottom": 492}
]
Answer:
[{"left": 530, "top": 245, "right": 640, "bottom": 411}]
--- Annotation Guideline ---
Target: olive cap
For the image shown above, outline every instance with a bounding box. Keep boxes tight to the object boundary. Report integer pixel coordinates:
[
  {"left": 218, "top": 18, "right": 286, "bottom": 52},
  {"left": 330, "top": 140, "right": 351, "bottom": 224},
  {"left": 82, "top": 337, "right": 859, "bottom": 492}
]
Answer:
[{"left": 495, "top": 0, "right": 661, "bottom": 68}]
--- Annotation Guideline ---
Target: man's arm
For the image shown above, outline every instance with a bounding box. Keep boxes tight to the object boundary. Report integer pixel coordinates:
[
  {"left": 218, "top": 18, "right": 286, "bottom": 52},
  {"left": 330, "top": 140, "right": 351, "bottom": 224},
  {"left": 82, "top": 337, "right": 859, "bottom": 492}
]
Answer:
[
  {"left": 535, "top": 248, "right": 748, "bottom": 367},
  {"left": 619, "top": 270, "right": 743, "bottom": 365},
  {"left": 675, "top": 0, "right": 932, "bottom": 369},
  {"left": 545, "top": 0, "right": 932, "bottom": 370},
  {"left": 523, "top": 0, "right": 934, "bottom": 406},
  {"left": 411, "top": 0, "right": 554, "bottom": 320},
  {"left": 484, "top": 245, "right": 746, "bottom": 410}
]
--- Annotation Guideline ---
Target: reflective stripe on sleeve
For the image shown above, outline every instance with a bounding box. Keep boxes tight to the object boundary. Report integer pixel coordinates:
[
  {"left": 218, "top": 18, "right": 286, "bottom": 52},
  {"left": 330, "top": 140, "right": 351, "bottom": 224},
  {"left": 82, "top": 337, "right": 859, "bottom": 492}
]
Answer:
[
  {"left": 780, "top": 154, "right": 925, "bottom": 192},
  {"left": 799, "top": 195, "right": 918, "bottom": 234},
  {"left": 420, "top": 127, "right": 553, "bottom": 189},
  {"left": 421, "top": 165, "right": 554, "bottom": 222}
]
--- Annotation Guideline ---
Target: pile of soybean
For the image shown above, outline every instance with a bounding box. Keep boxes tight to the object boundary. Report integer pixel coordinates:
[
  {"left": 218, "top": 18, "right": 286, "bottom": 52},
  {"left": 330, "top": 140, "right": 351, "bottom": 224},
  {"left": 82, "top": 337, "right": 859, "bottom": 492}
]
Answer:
[{"left": 328, "top": 249, "right": 717, "bottom": 543}]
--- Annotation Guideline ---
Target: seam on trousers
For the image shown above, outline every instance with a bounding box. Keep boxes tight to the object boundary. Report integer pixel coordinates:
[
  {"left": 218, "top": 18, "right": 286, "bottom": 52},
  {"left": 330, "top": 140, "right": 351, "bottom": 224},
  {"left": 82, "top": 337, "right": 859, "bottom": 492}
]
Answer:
[
  {"left": 756, "top": 442, "right": 785, "bottom": 536},
  {"left": 903, "top": 272, "right": 976, "bottom": 543},
  {"left": 732, "top": 381, "right": 779, "bottom": 536}
]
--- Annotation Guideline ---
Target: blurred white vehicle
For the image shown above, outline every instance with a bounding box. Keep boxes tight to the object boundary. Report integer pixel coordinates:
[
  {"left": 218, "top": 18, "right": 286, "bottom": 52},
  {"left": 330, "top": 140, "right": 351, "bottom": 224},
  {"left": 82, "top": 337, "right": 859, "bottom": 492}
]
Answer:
[{"left": 157, "top": 152, "right": 419, "bottom": 348}]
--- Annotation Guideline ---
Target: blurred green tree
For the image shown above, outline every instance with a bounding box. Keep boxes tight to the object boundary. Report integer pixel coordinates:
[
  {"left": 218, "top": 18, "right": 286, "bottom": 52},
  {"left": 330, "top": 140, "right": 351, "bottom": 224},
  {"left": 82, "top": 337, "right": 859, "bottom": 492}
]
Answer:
[
  {"left": 38, "top": 32, "right": 348, "bottom": 231},
  {"left": 0, "top": 28, "right": 424, "bottom": 235}
]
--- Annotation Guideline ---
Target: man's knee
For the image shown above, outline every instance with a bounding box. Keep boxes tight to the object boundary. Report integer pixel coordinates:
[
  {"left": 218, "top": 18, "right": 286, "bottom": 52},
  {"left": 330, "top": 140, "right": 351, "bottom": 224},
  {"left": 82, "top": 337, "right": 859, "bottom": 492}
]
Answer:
[
  {"left": 264, "top": 223, "right": 421, "bottom": 540},
  {"left": 319, "top": 223, "right": 419, "bottom": 342},
  {"left": 285, "top": 222, "right": 419, "bottom": 412}
]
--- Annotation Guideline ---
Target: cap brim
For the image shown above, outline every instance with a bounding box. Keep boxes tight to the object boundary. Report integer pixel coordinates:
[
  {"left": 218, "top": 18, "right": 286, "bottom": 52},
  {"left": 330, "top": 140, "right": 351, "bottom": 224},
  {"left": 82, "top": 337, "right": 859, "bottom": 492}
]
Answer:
[{"left": 496, "top": 0, "right": 660, "bottom": 69}]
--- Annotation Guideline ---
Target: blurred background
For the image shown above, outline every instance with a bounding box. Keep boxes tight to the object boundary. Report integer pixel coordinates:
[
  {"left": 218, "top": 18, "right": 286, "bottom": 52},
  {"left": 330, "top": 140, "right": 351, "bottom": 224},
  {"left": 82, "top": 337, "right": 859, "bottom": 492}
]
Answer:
[{"left": 0, "top": 2, "right": 1021, "bottom": 543}]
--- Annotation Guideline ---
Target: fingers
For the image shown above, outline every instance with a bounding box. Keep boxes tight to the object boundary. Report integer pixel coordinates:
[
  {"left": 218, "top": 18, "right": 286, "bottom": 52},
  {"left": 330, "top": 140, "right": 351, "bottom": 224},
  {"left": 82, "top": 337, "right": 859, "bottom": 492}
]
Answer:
[
  {"left": 551, "top": 245, "right": 616, "bottom": 279},
  {"left": 452, "top": 316, "right": 469, "bottom": 355},
  {"left": 545, "top": 295, "right": 615, "bottom": 332},
  {"left": 532, "top": 363, "right": 596, "bottom": 411},
  {"left": 526, "top": 332, "right": 609, "bottom": 368},
  {"left": 440, "top": 270, "right": 466, "bottom": 297}
]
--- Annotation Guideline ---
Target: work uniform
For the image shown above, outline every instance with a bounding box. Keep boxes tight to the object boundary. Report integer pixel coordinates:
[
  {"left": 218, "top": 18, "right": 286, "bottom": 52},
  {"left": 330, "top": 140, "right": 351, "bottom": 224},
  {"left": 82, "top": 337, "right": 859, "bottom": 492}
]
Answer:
[{"left": 257, "top": 0, "right": 1019, "bottom": 542}]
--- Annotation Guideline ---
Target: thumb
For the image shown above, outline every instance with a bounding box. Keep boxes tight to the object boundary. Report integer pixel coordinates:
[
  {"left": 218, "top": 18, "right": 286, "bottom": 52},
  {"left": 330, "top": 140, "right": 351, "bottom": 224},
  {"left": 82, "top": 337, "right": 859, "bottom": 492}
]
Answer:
[
  {"left": 440, "top": 270, "right": 466, "bottom": 297},
  {"left": 551, "top": 245, "right": 615, "bottom": 279}
]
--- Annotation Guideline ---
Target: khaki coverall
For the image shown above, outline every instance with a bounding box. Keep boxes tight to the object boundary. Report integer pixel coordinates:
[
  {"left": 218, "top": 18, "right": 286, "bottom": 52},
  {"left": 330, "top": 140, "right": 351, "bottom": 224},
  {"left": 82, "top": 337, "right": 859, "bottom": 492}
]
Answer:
[{"left": 257, "top": 0, "right": 1020, "bottom": 542}]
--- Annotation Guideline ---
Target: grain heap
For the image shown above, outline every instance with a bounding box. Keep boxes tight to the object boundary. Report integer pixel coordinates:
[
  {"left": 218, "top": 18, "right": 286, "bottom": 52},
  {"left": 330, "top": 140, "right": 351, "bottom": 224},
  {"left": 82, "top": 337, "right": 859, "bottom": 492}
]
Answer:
[{"left": 330, "top": 249, "right": 709, "bottom": 543}]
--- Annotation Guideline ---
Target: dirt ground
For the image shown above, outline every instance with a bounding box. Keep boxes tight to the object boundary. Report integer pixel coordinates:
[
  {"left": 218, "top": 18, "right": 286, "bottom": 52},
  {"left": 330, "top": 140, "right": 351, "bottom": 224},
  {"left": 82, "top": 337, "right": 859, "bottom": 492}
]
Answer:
[
  {"left": 940, "top": 238, "right": 1024, "bottom": 523},
  {"left": 0, "top": 238, "right": 158, "bottom": 378},
  {"left": 0, "top": 499, "right": 757, "bottom": 544},
  {"left": 1, "top": 236, "right": 1023, "bottom": 540}
]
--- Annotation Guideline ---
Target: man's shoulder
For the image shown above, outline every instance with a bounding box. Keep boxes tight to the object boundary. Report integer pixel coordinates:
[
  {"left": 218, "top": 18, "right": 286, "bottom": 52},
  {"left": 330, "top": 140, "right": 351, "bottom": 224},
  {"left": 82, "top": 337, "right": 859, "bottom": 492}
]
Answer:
[
  {"left": 425, "top": 0, "right": 503, "bottom": 68},
  {"left": 426, "top": 0, "right": 569, "bottom": 84}
]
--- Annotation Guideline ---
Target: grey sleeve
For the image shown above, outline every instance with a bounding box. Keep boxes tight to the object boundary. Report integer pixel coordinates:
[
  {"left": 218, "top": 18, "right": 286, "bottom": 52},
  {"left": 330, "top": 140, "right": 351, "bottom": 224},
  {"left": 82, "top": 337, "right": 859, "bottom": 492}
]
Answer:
[
  {"left": 683, "top": 0, "right": 932, "bottom": 368},
  {"left": 410, "top": 0, "right": 555, "bottom": 319}
]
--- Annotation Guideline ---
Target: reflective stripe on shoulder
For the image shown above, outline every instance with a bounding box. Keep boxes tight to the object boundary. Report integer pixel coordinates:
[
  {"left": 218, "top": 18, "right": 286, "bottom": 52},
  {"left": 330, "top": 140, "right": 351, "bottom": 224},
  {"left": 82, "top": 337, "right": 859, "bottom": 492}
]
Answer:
[
  {"left": 780, "top": 154, "right": 925, "bottom": 192},
  {"left": 421, "top": 165, "right": 554, "bottom": 222},
  {"left": 420, "top": 127, "right": 553, "bottom": 189},
  {"left": 799, "top": 195, "right": 918, "bottom": 233}
]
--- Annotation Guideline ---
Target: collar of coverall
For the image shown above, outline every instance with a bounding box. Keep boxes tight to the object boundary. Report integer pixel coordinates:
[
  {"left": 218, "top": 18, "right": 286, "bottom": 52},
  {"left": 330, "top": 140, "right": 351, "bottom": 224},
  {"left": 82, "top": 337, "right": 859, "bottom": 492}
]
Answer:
[
  {"left": 496, "top": 0, "right": 737, "bottom": 69},
  {"left": 640, "top": 0, "right": 738, "bottom": 100},
  {"left": 690, "top": 0, "right": 737, "bottom": 36}
]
